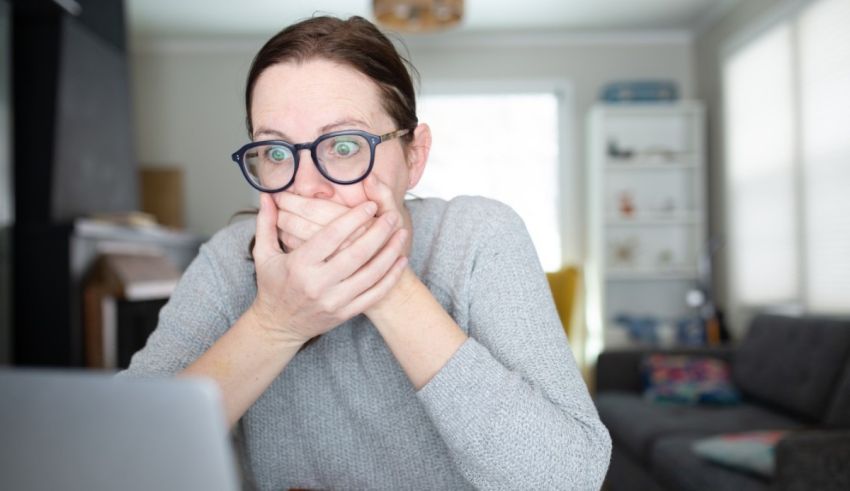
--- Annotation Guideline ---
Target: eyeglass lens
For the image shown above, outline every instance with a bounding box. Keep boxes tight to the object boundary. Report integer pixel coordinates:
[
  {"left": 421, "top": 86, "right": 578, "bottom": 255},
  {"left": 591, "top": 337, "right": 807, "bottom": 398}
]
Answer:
[{"left": 243, "top": 133, "right": 371, "bottom": 190}]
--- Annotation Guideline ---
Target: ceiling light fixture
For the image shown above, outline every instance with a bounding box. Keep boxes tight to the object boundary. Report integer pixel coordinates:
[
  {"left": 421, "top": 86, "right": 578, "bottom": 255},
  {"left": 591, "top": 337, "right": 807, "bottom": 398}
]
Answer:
[{"left": 373, "top": 0, "right": 464, "bottom": 33}]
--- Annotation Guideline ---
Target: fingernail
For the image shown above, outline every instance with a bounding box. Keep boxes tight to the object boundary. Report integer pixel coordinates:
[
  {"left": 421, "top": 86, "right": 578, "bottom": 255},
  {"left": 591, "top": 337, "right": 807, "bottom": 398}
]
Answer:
[{"left": 364, "top": 201, "right": 378, "bottom": 215}]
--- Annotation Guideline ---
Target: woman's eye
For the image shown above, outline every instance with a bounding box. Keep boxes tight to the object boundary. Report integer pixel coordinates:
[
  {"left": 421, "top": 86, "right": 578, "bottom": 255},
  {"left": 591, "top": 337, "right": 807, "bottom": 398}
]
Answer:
[
  {"left": 332, "top": 140, "right": 360, "bottom": 157},
  {"left": 266, "top": 146, "right": 292, "bottom": 162}
]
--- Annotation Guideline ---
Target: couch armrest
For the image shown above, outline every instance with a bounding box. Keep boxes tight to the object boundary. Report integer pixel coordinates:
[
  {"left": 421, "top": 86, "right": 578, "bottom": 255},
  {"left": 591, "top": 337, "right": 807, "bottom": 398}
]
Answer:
[
  {"left": 595, "top": 346, "right": 736, "bottom": 394},
  {"left": 773, "top": 430, "right": 850, "bottom": 491}
]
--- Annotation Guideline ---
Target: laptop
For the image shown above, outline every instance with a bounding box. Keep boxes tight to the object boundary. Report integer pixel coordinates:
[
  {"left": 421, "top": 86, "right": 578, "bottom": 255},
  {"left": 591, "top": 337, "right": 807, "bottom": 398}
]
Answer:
[{"left": 0, "top": 369, "right": 240, "bottom": 491}]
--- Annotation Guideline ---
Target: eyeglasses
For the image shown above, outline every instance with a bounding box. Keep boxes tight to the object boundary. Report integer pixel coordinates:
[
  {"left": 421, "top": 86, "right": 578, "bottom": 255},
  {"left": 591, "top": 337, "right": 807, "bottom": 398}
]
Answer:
[{"left": 231, "top": 128, "right": 411, "bottom": 193}]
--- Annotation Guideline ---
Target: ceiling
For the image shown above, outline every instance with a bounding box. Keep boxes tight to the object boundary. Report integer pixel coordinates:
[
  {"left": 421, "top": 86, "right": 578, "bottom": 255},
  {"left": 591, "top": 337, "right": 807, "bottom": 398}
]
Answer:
[{"left": 126, "top": 0, "right": 741, "bottom": 42}]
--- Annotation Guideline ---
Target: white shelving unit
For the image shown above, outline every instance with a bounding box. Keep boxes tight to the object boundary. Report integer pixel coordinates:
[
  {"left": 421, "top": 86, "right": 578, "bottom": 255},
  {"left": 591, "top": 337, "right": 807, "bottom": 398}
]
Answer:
[{"left": 585, "top": 102, "right": 707, "bottom": 359}]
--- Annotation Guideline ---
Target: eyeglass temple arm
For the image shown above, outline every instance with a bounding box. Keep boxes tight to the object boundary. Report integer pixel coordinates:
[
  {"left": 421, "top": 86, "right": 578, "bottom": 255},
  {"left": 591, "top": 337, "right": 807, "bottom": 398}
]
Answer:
[{"left": 380, "top": 128, "right": 412, "bottom": 142}]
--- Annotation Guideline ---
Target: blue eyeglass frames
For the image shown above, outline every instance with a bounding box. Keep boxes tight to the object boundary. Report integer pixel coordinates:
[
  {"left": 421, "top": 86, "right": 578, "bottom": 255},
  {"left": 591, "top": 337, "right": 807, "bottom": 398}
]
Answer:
[{"left": 231, "top": 128, "right": 411, "bottom": 193}]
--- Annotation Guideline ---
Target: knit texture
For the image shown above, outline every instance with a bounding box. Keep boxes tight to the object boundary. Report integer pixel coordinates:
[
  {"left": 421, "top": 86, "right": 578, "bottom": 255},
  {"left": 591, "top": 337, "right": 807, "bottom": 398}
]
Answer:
[{"left": 122, "top": 196, "right": 611, "bottom": 490}]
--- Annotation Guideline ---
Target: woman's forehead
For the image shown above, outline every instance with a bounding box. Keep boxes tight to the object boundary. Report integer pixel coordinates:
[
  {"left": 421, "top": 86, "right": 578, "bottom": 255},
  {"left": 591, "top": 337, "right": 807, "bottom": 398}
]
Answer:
[{"left": 251, "top": 59, "right": 391, "bottom": 137}]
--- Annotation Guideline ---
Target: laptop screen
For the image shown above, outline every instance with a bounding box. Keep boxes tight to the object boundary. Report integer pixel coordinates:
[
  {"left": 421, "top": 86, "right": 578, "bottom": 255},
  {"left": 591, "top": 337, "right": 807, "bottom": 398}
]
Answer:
[{"left": 0, "top": 370, "right": 239, "bottom": 491}]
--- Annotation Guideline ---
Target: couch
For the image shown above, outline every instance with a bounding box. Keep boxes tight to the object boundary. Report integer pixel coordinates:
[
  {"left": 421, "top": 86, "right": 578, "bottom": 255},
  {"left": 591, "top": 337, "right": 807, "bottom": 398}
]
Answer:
[{"left": 596, "top": 314, "right": 850, "bottom": 491}]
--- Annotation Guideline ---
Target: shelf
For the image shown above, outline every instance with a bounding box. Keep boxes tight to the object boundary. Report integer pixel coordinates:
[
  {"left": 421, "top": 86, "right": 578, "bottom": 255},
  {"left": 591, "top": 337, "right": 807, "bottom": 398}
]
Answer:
[
  {"left": 606, "top": 269, "right": 698, "bottom": 281},
  {"left": 606, "top": 213, "right": 702, "bottom": 226},
  {"left": 605, "top": 161, "right": 698, "bottom": 170},
  {"left": 587, "top": 102, "right": 706, "bottom": 359}
]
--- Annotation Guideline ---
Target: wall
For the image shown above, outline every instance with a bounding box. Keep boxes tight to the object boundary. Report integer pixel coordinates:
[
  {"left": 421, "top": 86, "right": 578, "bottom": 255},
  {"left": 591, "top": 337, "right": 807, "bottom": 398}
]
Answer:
[
  {"left": 131, "top": 33, "right": 693, "bottom": 263},
  {"left": 694, "top": 0, "right": 813, "bottom": 337},
  {"left": 131, "top": 47, "right": 258, "bottom": 238}
]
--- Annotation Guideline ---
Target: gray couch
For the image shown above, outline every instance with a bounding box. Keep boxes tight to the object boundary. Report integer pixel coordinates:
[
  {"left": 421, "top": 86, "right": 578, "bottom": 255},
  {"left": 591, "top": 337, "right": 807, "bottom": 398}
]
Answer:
[{"left": 596, "top": 314, "right": 850, "bottom": 491}]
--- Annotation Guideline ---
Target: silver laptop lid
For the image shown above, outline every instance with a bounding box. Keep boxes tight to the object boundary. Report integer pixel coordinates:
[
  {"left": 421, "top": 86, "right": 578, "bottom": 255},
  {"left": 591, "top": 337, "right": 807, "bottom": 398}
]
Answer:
[{"left": 0, "top": 370, "right": 239, "bottom": 491}]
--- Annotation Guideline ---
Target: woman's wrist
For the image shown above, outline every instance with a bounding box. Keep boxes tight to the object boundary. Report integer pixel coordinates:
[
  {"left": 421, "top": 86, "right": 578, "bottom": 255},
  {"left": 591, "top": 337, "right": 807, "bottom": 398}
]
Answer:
[
  {"left": 365, "top": 267, "right": 422, "bottom": 328},
  {"left": 246, "top": 301, "right": 309, "bottom": 350}
]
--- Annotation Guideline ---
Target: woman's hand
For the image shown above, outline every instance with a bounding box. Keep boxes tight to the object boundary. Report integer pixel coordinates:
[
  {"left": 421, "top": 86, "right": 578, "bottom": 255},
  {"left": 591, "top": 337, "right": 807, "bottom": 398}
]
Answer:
[
  {"left": 275, "top": 174, "right": 412, "bottom": 255},
  {"left": 274, "top": 194, "right": 361, "bottom": 251},
  {"left": 249, "top": 193, "right": 409, "bottom": 344}
]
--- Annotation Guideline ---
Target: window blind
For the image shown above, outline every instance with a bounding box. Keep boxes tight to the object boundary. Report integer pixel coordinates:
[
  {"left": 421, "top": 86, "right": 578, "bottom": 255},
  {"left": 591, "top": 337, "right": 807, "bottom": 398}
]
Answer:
[
  {"left": 724, "top": 23, "right": 799, "bottom": 305},
  {"left": 798, "top": 0, "right": 850, "bottom": 313}
]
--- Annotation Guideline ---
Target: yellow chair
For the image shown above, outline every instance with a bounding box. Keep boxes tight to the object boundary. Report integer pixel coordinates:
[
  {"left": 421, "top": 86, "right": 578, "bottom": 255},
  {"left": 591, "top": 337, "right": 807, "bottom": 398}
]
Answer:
[{"left": 546, "top": 266, "right": 580, "bottom": 342}]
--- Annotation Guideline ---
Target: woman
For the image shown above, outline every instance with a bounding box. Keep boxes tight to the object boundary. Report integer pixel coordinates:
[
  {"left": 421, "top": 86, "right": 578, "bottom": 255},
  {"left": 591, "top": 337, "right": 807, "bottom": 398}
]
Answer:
[{"left": 124, "top": 15, "right": 610, "bottom": 490}]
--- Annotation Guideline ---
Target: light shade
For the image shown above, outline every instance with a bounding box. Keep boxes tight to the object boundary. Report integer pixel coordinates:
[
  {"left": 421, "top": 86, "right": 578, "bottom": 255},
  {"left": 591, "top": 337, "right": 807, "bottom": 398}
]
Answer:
[{"left": 373, "top": 0, "right": 463, "bottom": 33}]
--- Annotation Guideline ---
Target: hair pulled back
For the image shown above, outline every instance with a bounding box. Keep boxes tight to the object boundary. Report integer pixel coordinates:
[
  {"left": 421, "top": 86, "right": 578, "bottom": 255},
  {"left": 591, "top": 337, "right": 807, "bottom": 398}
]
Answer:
[{"left": 245, "top": 16, "right": 418, "bottom": 140}]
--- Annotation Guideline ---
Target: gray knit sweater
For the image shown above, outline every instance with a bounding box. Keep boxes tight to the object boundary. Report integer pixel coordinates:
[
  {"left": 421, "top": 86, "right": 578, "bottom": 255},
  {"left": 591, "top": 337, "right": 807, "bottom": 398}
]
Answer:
[{"left": 123, "top": 196, "right": 611, "bottom": 490}]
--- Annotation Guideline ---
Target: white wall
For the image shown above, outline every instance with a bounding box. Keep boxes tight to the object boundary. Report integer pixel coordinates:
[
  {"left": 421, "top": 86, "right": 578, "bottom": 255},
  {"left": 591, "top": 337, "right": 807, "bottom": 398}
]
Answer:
[
  {"left": 131, "top": 33, "right": 694, "bottom": 262},
  {"left": 131, "top": 46, "right": 259, "bottom": 238}
]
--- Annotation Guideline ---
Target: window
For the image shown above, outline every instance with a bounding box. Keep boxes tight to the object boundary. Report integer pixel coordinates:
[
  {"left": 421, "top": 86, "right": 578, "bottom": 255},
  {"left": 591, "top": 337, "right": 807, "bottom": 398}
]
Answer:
[
  {"left": 723, "top": 0, "right": 850, "bottom": 314},
  {"left": 724, "top": 24, "right": 798, "bottom": 305},
  {"left": 798, "top": 0, "right": 850, "bottom": 312},
  {"left": 416, "top": 92, "right": 562, "bottom": 271}
]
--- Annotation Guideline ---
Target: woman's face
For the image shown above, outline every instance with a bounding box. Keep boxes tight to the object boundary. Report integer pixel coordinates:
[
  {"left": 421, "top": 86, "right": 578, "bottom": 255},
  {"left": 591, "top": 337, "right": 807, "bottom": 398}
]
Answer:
[{"left": 250, "top": 58, "right": 427, "bottom": 210}]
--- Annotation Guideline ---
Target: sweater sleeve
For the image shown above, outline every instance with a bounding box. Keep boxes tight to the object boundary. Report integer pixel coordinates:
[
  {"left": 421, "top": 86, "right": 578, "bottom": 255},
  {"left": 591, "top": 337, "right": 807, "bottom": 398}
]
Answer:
[{"left": 415, "top": 203, "right": 612, "bottom": 490}]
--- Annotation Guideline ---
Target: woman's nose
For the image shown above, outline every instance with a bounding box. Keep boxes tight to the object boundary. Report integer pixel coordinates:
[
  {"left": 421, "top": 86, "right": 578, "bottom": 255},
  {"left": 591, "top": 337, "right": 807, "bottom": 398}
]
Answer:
[{"left": 291, "top": 149, "right": 334, "bottom": 199}]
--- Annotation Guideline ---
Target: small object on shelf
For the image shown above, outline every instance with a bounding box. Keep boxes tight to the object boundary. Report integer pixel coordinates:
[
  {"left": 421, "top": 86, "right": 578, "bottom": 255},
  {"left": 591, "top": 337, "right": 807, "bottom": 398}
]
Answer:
[
  {"left": 656, "top": 321, "right": 676, "bottom": 347},
  {"left": 640, "top": 145, "right": 678, "bottom": 164},
  {"left": 600, "top": 80, "right": 679, "bottom": 103},
  {"left": 607, "top": 139, "right": 634, "bottom": 160},
  {"left": 614, "top": 314, "right": 660, "bottom": 345},
  {"left": 618, "top": 191, "right": 636, "bottom": 218},
  {"left": 657, "top": 249, "right": 674, "bottom": 267},
  {"left": 610, "top": 237, "right": 639, "bottom": 267},
  {"left": 657, "top": 197, "right": 677, "bottom": 216},
  {"left": 686, "top": 289, "right": 706, "bottom": 308},
  {"left": 676, "top": 316, "right": 706, "bottom": 346}
]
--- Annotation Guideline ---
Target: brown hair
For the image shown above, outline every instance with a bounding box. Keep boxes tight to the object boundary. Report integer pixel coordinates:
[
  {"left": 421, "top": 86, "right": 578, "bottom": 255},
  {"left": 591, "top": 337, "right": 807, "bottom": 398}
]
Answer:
[{"left": 244, "top": 15, "right": 419, "bottom": 139}]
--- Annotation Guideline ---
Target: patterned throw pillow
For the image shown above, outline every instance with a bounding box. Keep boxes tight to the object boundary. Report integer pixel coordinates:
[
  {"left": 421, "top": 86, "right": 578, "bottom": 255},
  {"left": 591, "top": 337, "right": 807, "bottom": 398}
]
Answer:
[
  {"left": 641, "top": 354, "right": 741, "bottom": 405},
  {"left": 692, "top": 431, "right": 788, "bottom": 477}
]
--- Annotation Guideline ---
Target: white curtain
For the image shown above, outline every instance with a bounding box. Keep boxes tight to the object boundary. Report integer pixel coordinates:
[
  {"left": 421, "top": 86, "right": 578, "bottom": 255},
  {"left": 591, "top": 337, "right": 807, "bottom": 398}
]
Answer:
[
  {"left": 798, "top": 0, "right": 850, "bottom": 313},
  {"left": 724, "top": 23, "right": 798, "bottom": 305}
]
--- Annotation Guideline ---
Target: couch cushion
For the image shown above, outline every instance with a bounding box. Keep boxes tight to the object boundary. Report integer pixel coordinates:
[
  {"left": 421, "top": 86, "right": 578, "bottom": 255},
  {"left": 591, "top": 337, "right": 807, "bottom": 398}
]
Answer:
[
  {"left": 733, "top": 314, "right": 850, "bottom": 422},
  {"left": 651, "top": 435, "right": 769, "bottom": 491},
  {"left": 596, "top": 392, "right": 803, "bottom": 464},
  {"left": 824, "top": 360, "right": 850, "bottom": 428}
]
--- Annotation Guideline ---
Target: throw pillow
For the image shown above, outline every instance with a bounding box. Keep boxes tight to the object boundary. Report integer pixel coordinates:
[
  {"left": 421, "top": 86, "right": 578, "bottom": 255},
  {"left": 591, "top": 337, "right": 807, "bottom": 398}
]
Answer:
[
  {"left": 641, "top": 354, "right": 741, "bottom": 405},
  {"left": 692, "top": 430, "right": 788, "bottom": 478}
]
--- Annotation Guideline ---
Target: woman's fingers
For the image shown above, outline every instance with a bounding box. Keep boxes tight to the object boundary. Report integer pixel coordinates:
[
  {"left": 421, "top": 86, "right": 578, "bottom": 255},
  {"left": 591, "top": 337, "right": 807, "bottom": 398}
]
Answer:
[
  {"left": 254, "top": 193, "right": 283, "bottom": 263},
  {"left": 340, "top": 256, "right": 409, "bottom": 319},
  {"left": 277, "top": 192, "right": 350, "bottom": 225},
  {"left": 277, "top": 194, "right": 371, "bottom": 252},
  {"left": 298, "top": 201, "right": 378, "bottom": 263},
  {"left": 364, "top": 174, "right": 399, "bottom": 216},
  {"left": 338, "top": 228, "right": 408, "bottom": 294},
  {"left": 364, "top": 174, "right": 411, "bottom": 254},
  {"left": 277, "top": 209, "right": 321, "bottom": 249},
  {"left": 322, "top": 210, "right": 401, "bottom": 280},
  {"left": 279, "top": 232, "right": 304, "bottom": 251}
]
